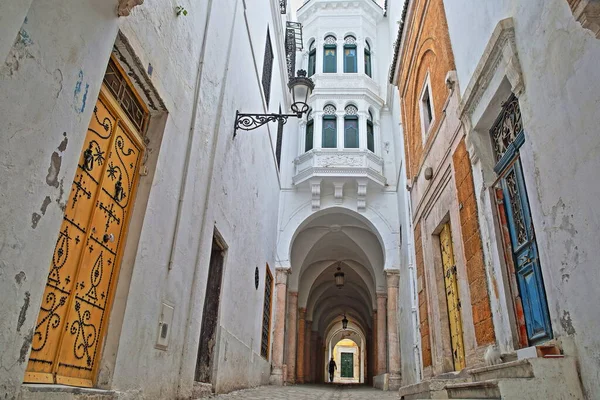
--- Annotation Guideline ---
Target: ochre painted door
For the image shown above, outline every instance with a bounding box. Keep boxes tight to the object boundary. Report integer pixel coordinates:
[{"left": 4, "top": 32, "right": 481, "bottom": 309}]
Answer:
[
  {"left": 440, "top": 223, "right": 466, "bottom": 371},
  {"left": 25, "top": 84, "right": 145, "bottom": 387}
]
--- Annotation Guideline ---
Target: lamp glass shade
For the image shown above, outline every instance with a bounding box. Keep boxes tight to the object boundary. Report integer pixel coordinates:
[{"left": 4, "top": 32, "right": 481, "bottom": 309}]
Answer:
[
  {"left": 334, "top": 271, "right": 345, "bottom": 288},
  {"left": 288, "top": 70, "right": 314, "bottom": 115}
]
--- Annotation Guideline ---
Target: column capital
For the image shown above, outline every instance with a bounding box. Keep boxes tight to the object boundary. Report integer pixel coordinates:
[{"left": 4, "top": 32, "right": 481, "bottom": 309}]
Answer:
[
  {"left": 386, "top": 270, "right": 400, "bottom": 288},
  {"left": 376, "top": 291, "right": 388, "bottom": 299},
  {"left": 288, "top": 291, "right": 299, "bottom": 298},
  {"left": 299, "top": 307, "right": 307, "bottom": 319},
  {"left": 275, "top": 267, "right": 291, "bottom": 284}
]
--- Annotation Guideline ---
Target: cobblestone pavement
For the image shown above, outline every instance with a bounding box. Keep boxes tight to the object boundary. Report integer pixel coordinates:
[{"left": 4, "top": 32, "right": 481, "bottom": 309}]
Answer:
[{"left": 210, "top": 384, "right": 398, "bottom": 399}]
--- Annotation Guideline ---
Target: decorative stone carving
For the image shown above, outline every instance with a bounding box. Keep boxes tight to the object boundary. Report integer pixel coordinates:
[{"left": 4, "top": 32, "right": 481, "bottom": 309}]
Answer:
[
  {"left": 357, "top": 180, "right": 368, "bottom": 212},
  {"left": 317, "top": 155, "right": 363, "bottom": 167},
  {"left": 117, "top": 0, "right": 144, "bottom": 17},
  {"left": 568, "top": 0, "right": 600, "bottom": 38},
  {"left": 333, "top": 182, "right": 344, "bottom": 204},
  {"left": 310, "top": 179, "right": 321, "bottom": 210}
]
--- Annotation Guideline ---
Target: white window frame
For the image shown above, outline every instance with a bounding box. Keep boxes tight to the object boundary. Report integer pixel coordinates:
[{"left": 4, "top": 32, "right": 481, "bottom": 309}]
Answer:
[{"left": 419, "top": 73, "right": 435, "bottom": 143}]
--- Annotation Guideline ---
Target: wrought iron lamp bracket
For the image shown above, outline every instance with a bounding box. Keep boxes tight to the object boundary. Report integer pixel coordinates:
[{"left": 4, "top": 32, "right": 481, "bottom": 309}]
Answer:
[{"left": 233, "top": 110, "right": 301, "bottom": 138}]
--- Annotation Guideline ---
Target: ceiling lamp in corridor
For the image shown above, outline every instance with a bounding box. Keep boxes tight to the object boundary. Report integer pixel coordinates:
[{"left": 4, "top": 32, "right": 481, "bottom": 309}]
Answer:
[
  {"left": 334, "top": 265, "right": 345, "bottom": 289},
  {"left": 342, "top": 314, "right": 348, "bottom": 330}
]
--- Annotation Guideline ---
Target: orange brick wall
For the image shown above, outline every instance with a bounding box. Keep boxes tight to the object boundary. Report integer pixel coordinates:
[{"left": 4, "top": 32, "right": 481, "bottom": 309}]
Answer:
[
  {"left": 414, "top": 222, "right": 432, "bottom": 367},
  {"left": 452, "top": 139, "right": 495, "bottom": 346},
  {"left": 398, "top": 0, "right": 456, "bottom": 180}
]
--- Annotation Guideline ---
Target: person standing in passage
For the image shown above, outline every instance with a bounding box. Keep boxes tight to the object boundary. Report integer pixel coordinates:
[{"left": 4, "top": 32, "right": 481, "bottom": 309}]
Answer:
[{"left": 328, "top": 357, "right": 337, "bottom": 383}]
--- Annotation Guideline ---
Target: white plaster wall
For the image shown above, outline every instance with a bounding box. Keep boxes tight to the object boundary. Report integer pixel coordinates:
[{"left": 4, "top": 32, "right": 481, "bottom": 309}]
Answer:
[
  {"left": 0, "top": 0, "right": 289, "bottom": 398},
  {"left": 0, "top": 0, "right": 34, "bottom": 66},
  {"left": 443, "top": 0, "right": 600, "bottom": 397}
]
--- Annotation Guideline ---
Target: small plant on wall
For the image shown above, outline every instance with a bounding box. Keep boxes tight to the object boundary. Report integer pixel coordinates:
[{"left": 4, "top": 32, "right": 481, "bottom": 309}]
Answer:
[{"left": 175, "top": 6, "right": 188, "bottom": 16}]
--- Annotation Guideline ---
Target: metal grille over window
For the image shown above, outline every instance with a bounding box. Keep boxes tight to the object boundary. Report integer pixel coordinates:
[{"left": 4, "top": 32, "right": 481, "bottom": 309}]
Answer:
[
  {"left": 324, "top": 104, "right": 337, "bottom": 115},
  {"left": 344, "top": 35, "right": 356, "bottom": 45},
  {"left": 280, "top": 0, "right": 286, "bottom": 14},
  {"left": 345, "top": 105, "right": 358, "bottom": 115},
  {"left": 285, "top": 22, "right": 303, "bottom": 79},
  {"left": 262, "top": 29, "right": 274, "bottom": 106},
  {"left": 490, "top": 94, "right": 523, "bottom": 163},
  {"left": 260, "top": 267, "right": 274, "bottom": 359},
  {"left": 325, "top": 35, "right": 337, "bottom": 45},
  {"left": 103, "top": 58, "right": 149, "bottom": 131}
]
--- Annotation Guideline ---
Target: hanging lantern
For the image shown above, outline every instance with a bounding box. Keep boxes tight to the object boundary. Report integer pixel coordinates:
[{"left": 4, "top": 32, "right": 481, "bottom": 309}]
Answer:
[
  {"left": 334, "top": 266, "right": 345, "bottom": 289},
  {"left": 342, "top": 314, "right": 348, "bottom": 330}
]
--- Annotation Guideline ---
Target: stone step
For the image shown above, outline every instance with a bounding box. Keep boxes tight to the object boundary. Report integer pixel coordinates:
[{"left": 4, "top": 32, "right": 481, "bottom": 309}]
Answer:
[
  {"left": 469, "top": 358, "right": 534, "bottom": 382},
  {"left": 398, "top": 378, "right": 463, "bottom": 399},
  {"left": 445, "top": 380, "right": 502, "bottom": 399},
  {"left": 192, "top": 382, "right": 213, "bottom": 399}
]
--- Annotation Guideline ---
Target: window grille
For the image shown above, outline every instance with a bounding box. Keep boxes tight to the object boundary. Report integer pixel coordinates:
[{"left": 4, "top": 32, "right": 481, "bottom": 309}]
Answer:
[
  {"left": 260, "top": 266, "right": 274, "bottom": 359},
  {"left": 262, "top": 29, "right": 274, "bottom": 106},
  {"left": 345, "top": 105, "right": 358, "bottom": 115},
  {"left": 324, "top": 104, "right": 337, "bottom": 115},
  {"left": 490, "top": 94, "right": 523, "bottom": 164},
  {"left": 324, "top": 35, "right": 337, "bottom": 45}
]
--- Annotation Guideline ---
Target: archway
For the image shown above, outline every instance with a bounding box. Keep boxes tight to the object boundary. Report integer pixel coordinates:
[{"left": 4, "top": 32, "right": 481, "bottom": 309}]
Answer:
[{"left": 281, "top": 208, "right": 391, "bottom": 385}]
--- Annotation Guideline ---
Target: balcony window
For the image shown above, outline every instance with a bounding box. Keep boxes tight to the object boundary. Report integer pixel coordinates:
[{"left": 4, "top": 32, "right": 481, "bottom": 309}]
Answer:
[
  {"left": 305, "top": 118, "right": 314, "bottom": 152},
  {"left": 344, "top": 36, "right": 357, "bottom": 73},
  {"left": 322, "top": 104, "right": 337, "bottom": 148},
  {"left": 308, "top": 40, "right": 316, "bottom": 77},
  {"left": 344, "top": 105, "right": 359, "bottom": 148},
  {"left": 323, "top": 35, "right": 337, "bottom": 73},
  {"left": 364, "top": 41, "right": 372, "bottom": 77},
  {"left": 367, "top": 110, "right": 374, "bottom": 152}
]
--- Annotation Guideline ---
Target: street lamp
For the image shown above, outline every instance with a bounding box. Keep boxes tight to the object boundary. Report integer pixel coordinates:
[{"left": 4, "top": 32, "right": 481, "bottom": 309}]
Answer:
[
  {"left": 334, "top": 265, "right": 345, "bottom": 289},
  {"left": 233, "top": 70, "right": 314, "bottom": 137},
  {"left": 342, "top": 314, "right": 348, "bottom": 330}
]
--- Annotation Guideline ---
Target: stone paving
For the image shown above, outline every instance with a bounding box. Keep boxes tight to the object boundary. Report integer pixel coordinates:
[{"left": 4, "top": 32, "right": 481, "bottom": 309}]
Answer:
[{"left": 209, "top": 384, "right": 399, "bottom": 399}]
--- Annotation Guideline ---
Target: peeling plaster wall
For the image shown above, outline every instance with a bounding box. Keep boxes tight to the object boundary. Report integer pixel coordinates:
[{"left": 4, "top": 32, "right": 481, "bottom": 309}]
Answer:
[
  {"left": 443, "top": 0, "right": 600, "bottom": 397},
  {"left": 1, "top": 0, "right": 287, "bottom": 398}
]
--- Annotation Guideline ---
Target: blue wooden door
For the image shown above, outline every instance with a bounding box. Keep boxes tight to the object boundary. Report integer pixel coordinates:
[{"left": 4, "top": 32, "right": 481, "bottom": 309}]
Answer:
[{"left": 500, "top": 160, "right": 552, "bottom": 344}]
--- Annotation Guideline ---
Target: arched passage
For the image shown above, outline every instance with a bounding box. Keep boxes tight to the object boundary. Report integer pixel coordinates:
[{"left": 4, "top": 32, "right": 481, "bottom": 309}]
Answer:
[{"left": 268, "top": 207, "right": 401, "bottom": 387}]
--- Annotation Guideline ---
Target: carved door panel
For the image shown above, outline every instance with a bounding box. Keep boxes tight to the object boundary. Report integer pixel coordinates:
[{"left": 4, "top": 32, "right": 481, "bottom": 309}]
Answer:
[
  {"left": 498, "top": 160, "right": 552, "bottom": 345},
  {"left": 440, "top": 223, "right": 466, "bottom": 371},
  {"left": 25, "top": 85, "right": 145, "bottom": 387}
]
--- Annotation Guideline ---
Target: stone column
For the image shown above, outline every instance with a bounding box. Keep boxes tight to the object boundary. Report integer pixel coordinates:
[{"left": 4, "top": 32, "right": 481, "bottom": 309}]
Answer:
[
  {"left": 310, "top": 331, "right": 318, "bottom": 383},
  {"left": 304, "top": 320, "right": 312, "bottom": 383},
  {"left": 270, "top": 268, "right": 290, "bottom": 385},
  {"left": 297, "top": 308, "right": 307, "bottom": 383},
  {"left": 386, "top": 271, "right": 402, "bottom": 389},
  {"left": 376, "top": 293, "right": 387, "bottom": 375},
  {"left": 372, "top": 311, "right": 377, "bottom": 381},
  {"left": 285, "top": 292, "right": 298, "bottom": 384}
]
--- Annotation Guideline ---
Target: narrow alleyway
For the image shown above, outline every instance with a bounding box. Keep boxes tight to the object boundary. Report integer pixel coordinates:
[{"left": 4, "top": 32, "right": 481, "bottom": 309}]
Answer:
[{"left": 209, "top": 384, "right": 399, "bottom": 399}]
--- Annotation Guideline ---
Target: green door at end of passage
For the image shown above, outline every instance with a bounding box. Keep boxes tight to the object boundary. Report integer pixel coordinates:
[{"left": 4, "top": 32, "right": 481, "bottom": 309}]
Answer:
[{"left": 340, "top": 352, "right": 353, "bottom": 378}]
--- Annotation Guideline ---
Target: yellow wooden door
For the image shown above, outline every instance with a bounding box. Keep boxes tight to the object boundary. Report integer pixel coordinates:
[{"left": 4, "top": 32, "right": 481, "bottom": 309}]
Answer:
[
  {"left": 25, "top": 75, "right": 145, "bottom": 386},
  {"left": 440, "top": 223, "right": 466, "bottom": 371}
]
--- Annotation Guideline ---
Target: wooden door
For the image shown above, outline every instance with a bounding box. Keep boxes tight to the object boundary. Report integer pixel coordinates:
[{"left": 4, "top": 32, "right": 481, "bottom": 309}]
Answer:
[
  {"left": 440, "top": 223, "right": 466, "bottom": 371},
  {"left": 498, "top": 160, "right": 552, "bottom": 345},
  {"left": 25, "top": 58, "right": 146, "bottom": 387}
]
